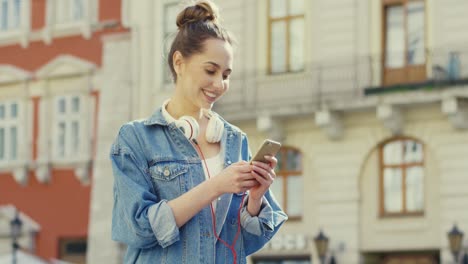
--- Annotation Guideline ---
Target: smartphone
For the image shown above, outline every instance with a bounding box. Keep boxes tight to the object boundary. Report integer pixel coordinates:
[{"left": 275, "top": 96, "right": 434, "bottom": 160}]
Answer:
[{"left": 250, "top": 139, "right": 282, "bottom": 164}]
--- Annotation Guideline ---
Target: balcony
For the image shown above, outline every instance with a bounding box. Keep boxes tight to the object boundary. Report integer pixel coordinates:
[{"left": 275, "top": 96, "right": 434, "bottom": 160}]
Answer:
[{"left": 214, "top": 48, "right": 468, "bottom": 121}]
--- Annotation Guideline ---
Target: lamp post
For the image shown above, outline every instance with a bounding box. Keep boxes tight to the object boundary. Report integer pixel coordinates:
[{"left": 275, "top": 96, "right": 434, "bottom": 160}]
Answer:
[
  {"left": 314, "top": 230, "right": 329, "bottom": 264},
  {"left": 447, "top": 224, "right": 463, "bottom": 264},
  {"left": 10, "top": 209, "right": 22, "bottom": 264}
]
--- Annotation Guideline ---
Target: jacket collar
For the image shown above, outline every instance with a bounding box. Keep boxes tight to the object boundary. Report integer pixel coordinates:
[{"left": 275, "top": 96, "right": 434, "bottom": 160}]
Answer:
[
  {"left": 143, "top": 106, "right": 240, "bottom": 136},
  {"left": 143, "top": 107, "right": 169, "bottom": 126}
]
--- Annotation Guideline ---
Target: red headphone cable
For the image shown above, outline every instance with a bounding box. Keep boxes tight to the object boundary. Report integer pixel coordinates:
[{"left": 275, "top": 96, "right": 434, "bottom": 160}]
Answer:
[{"left": 194, "top": 142, "right": 246, "bottom": 264}]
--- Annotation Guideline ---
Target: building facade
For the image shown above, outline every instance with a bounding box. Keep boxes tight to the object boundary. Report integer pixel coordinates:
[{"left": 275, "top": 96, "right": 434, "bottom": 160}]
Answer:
[
  {"left": 0, "top": 0, "right": 127, "bottom": 263},
  {"left": 1, "top": 0, "right": 461, "bottom": 263},
  {"left": 84, "top": 0, "right": 468, "bottom": 264}
]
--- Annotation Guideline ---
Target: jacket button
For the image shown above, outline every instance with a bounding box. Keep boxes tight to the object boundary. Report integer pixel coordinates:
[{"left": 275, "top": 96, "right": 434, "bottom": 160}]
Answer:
[
  {"left": 163, "top": 167, "right": 170, "bottom": 177},
  {"left": 227, "top": 160, "right": 231, "bottom": 165}
]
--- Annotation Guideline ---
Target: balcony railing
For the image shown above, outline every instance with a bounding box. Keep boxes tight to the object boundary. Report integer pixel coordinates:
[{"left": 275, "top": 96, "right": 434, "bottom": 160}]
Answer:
[{"left": 214, "top": 47, "right": 468, "bottom": 119}]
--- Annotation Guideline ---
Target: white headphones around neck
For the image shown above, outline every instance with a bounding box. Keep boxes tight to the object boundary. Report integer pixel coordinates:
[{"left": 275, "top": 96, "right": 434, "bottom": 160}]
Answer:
[{"left": 161, "top": 100, "right": 224, "bottom": 143}]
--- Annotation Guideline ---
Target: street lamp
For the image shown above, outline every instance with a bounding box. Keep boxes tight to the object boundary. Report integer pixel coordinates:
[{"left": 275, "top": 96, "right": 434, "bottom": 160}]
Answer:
[
  {"left": 10, "top": 209, "right": 22, "bottom": 264},
  {"left": 314, "top": 230, "right": 329, "bottom": 264},
  {"left": 447, "top": 224, "right": 463, "bottom": 263}
]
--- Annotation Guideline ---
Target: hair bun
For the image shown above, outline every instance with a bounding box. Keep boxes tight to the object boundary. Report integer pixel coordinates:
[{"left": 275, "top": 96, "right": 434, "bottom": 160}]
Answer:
[{"left": 176, "top": 0, "right": 219, "bottom": 29}]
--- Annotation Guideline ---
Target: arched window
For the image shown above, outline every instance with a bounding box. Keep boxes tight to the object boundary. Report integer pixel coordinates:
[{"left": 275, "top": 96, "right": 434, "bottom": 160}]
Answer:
[
  {"left": 270, "top": 146, "right": 303, "bottom": 219},
  {"left": 379, "top": 137, "right": 424, "bottom": 216}
]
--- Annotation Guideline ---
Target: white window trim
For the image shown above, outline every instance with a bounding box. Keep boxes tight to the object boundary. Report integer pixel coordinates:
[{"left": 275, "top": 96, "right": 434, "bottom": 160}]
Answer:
[
  {"left": 52, "top": 94, "right": 86, "bottom": 161},
  {"left": 35, "top": 55, "right": 95, "bottom": 184},
  {"left": 0, "top": 0, "right": 31, "bottom": 47},
  {"left": 43, "top": 0, "right": 97, "bottom": 44},
  {"left": 0, "top": 64, "right": 32, "bottom": 84},
  {"left": 0, "top": 65, "right": 32, "bottom": 185},
  {"left": 0, "top": 99, "right": 29, "bottom": 185},
  {"left": 36, "top": 54, "right": 96, "bottom": 79},
  {"left": 47, "top": 93, "right": 91, "bottom": 184},
  {"left": 0, "top": 100, "right": 20, "bottom": 164}
]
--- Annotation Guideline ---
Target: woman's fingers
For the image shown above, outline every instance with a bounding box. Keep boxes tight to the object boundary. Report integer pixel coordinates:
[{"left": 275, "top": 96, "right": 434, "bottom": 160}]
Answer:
[
  {"left": 263, "top": 155, "right": 278, "bottom": 169},
  {"left": 251, "top": 162, "right": 274, "bottom": 180},
  {"left": 251, "top": 170, "right": 269, "bottom": 185},
  {"left": 234, "top": 162, "right": 254, "bottom": 173},
  {"left": 242, "top": 179, "right": 259, "bottom": 188}
]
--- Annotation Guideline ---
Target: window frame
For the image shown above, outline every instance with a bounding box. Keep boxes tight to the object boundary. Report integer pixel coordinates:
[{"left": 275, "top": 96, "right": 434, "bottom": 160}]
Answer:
[
  {"left": 0, "top": 0, "right": 30, "bottom": 47},
  {"left": 44, "top": 0, "right": 96, "bottom": 42},
  {"left": 52, "top": 94, "right": 84, "bottom": 161},
  {"left": 0, "top": 0, "right": 21, "bottom": 31},
  {"left": 381, "top": 0, "right": 427, "bottom": 86},
  {"left": 274, "top": 146, "right": 303, "bottom": 220},
  {"left": 267, "top": 0, "right": 305, "bottom": 75},
  {"left": 58, "top": 237, "right": 87, "bottom": 264},
  {"left": 378, "top": 136, "right": 425, "bottom": 217},
  {"left": 54, "top": 0, "right": 84, "bottom": 25},
  {"left": 0, "top": 100, "right": 20, "bottom": 165}
]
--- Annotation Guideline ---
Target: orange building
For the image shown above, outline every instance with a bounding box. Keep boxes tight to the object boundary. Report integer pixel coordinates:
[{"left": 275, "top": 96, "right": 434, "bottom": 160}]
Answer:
[{"left": 0, "top": 0, "right": 127, "bottom": 262}]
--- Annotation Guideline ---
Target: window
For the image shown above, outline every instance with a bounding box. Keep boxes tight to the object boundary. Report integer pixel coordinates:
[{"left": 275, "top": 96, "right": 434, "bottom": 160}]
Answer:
[
  {"left": 55, "top": 0, "right": 84, "bottom": 24},
  {"left": 270, "top": 147, "right": 302, "bottom": 219},
  {"left": 379, "top": 138, "right": 425, "bottom": 216},
  {"left": 44, "top": 0, "right": 94, "bottom": 42},
  {"left": 268, "top": 0, "right": 305, "bottom": 74},
  {"left": 0, "top": 101, "right": 19, "bottom": 164},
  {"left": 0, "top": 0, "right": 21, "bottom": 31},
  {"left": 59, "top": 238, "right": 87, "bottom": 264},
  {"left": 383, "top": 0, "right": 426, "bottom": 85},
  {"left": 53, "top": 95, "right": 82, "bottom": 160},
  {"left": 163, "top": 2, "right": 179, "bottom": 84}
]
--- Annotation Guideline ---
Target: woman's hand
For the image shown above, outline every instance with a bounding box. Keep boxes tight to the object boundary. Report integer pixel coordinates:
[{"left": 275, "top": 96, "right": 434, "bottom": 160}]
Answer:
[
  {"left": 213, "top": 161, "right": 258, "bottom": 195},
  {"left": 249, "top": 155, "right": 277, "bottom": 201}
]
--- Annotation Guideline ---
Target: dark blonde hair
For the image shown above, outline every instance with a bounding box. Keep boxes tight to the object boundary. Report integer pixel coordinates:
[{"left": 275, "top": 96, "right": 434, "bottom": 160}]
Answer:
[{"left": 167, "top": 0, "right": 234, "bottom": 82}]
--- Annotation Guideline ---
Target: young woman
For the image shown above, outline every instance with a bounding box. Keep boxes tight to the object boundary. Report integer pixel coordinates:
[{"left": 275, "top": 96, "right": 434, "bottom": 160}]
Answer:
[{"left": 111, "top": 1, "right": 287, "bottom": 263}]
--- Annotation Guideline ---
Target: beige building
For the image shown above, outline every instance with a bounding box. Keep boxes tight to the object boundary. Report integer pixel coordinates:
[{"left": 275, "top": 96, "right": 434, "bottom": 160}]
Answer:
[{"left": 88, "top": 0, "right": 468, "bottom": 263}]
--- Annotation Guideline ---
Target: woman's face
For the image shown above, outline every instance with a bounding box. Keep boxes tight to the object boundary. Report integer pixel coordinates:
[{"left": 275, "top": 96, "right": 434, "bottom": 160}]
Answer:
[{"left": 174, "top": 38, "right": 233, "bottom": 110}]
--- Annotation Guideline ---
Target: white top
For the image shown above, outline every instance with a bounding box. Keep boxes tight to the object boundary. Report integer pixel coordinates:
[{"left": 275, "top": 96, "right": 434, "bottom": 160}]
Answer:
[{"left": 202, "top": 151, "right": 225, "bottom": 211}]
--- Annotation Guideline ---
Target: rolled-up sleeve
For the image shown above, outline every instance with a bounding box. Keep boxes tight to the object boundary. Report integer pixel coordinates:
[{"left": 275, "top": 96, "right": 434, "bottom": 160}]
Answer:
[
  {"left": 147, "top": 201, "right": 180, "bottom": 248},
  {"left": 111, "top": 125, "right": 180, "bottom": 249},
  {"left": 238, "top": 134, "right": 288, "bottom": 255},
  {"left": 240, "top": 196, "right": 274, "bottom": 236},
  {"left": 239, "top": 189, "right": 288, "bottom": 255}
]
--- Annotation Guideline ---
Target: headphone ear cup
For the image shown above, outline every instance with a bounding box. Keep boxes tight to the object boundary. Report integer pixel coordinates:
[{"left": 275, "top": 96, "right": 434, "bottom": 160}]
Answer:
[
  {"left": 205, "top": 114, "right": 224, "bottom": 143},
  {"left": 176, "top": 116, "right": 200, "bottom": 141}
]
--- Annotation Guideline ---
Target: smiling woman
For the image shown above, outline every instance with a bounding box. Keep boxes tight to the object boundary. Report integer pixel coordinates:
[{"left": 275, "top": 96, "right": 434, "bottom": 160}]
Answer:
[
  {"left": 171, "top": 38, "right": 233, "bottom": 110},
  {"left": 110, "top": 1, "right": 287, "bottom": 264}
]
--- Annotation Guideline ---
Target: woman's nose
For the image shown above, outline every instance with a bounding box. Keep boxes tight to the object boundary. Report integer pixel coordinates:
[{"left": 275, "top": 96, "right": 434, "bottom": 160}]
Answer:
[{"left": 213, "top": 75, "right": 224, "bottom": 90}]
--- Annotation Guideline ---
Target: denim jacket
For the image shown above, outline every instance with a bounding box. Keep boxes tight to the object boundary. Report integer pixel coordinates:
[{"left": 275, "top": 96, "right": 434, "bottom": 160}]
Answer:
[{"left": 111, "top": 107, "right": 288, "bottom": 264}]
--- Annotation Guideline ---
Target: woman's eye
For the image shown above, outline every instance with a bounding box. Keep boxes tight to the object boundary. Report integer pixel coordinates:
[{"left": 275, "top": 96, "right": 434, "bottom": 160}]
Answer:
[
  {"left": 223, "top": 75, "right": 229, "bottom": 80},
  {"left": 206, "top": 70, "right": 215, "bottom": 75}
]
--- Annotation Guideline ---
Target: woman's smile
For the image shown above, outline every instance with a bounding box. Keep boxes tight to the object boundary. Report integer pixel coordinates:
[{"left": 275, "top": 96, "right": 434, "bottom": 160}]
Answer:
[{"left": 202, "top": 89, "right": 218, "bottom": 103}]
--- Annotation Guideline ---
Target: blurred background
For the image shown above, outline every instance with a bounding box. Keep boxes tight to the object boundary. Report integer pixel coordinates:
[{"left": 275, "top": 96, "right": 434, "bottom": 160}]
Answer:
[{"left": 0, "top": 0, "right": 468, "bottom": 263}]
